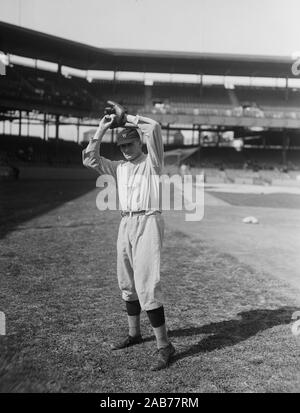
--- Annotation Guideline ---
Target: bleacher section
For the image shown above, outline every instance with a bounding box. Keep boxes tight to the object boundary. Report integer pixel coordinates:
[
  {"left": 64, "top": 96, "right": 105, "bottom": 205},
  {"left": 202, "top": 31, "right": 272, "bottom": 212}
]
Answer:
[
  {"left": 235, "top": 86, "right": 300, "bottom": 110},
  {"left": 1, "top": 64, "right": 300, "bottom": 185},
  {"left": 152, "top": 83, "right": 230, "bottom": 106},
  {"left": 2, "top": 65, "right": 300, "bottom": 119},
  {"left": 0, "top": 66, "right": 149, "bottom": 116}
]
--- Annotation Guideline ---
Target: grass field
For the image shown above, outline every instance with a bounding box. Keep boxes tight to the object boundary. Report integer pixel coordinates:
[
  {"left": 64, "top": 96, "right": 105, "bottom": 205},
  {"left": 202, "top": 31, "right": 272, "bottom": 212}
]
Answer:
[{"left": 0, "top": 180, "right": 300, "bottom": 393}]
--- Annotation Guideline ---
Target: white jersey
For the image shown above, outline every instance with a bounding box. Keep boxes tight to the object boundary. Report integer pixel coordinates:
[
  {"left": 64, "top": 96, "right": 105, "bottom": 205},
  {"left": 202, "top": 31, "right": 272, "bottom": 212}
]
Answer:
[{"left": 82, "top": 118, "right": 164, "bottom": 213}]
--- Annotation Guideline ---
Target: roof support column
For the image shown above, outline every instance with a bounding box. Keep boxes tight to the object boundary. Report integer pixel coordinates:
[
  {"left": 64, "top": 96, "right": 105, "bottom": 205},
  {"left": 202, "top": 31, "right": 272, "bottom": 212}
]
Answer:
[
  {"left": 166, "top": 123, "right": 170, "bottom": 146},
  {"left": 19, "top": 110, "right": 22, "bottom": 137},
  {"left": 144, "top": 82, "right": 152, "bottom": 112},
  {"left": 55, "top": 114, "right": 60, "bottom": 140},
  {"left": 43, "top": 113, "right": 47, "bottom": 141},
  {"left": 262, "top": 133, "right": 266, "bottom": 149},
  {"left": 198, "top": 126, "right": 201, "bottom": 147},
  {"left": 282, "top": 131, "right": 289, "bottom": 165},
  {"left": 113, "top": 71, "right": 117, "bottom": 94},
  {"left": 77, "top": 118, "right": 80, "bottom": 144},
  {"left": 285, "top": 77, "right": 289, "bottom": 101},
  {"left": 27, "top": 111, "right": 30, "bottom": 136},
  {"left": 192, "top": 124, "right": 196, "bottom": 145}
]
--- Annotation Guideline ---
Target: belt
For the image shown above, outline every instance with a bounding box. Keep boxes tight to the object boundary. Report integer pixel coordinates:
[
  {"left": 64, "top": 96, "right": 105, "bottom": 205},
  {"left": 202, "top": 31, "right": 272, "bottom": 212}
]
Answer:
[{"left": 121, "top": 210, "right": 146, "bottom": 217}]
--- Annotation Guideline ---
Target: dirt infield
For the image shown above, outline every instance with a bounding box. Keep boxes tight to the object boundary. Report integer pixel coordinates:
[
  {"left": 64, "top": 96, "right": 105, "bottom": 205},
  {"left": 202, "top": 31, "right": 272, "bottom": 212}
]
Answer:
[{"left": 0, "top": 180, "right": 300, "bottom": 392}]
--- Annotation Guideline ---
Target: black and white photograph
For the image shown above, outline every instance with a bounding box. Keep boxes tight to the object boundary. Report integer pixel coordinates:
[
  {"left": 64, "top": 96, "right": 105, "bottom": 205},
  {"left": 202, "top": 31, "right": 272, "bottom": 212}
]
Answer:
[{"left": 0, "top": 0, "right": 300, "bottom": 397}]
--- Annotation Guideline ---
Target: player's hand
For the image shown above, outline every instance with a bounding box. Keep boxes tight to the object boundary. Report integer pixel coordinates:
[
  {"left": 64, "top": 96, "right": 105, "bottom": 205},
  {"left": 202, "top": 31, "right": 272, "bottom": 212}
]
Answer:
[
  {"left": 104, "top": 101, "right": 127, "bottom": 129},
  {"left": 98, "top": 114, "right": 116, "bottom": 133}
]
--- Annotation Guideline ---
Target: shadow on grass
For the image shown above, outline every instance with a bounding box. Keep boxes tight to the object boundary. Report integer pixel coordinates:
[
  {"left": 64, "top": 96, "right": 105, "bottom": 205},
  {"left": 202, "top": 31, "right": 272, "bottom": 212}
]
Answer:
[
  {"left": 0, "top": 180, "right": 96, "bottom": 238},
  {"left": 168, "top": 306, "right": 299, "bottom": 362}
]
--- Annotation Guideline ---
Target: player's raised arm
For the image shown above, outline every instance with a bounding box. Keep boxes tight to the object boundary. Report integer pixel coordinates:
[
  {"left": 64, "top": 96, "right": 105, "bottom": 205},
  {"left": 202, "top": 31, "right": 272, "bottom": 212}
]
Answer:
[
  {"left": 82, "top": 114, "right": 122, "bottom": 177},
  {"left": 95, "top": 102, "right": 164, "bottom": 172},
  {"left": 127, "top": 114, "right": 164, "bottom": 173}
]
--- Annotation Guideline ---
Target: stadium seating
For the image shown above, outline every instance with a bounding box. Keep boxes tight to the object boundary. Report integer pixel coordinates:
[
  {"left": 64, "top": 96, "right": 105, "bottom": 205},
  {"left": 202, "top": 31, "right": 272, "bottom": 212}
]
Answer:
[
  {"left": 1, "top": 64, "right": 300, "bottom": 178},
  {"left": 151, "top": 83, "right": 231, "bottom": 107},
  {"left": 235, "top": 86, "right": 300, "bottom": 110},
  {"left": 2, "top": 64, "right": 300, "bottom": 120},
  {"left": 0, "top": 65, "right": 94, "bottom": 115}
]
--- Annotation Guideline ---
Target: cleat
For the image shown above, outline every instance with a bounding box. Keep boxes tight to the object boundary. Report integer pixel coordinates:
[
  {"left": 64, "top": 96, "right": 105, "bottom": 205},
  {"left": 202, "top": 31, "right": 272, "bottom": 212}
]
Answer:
[
  {"left": 150, "top": 343, "right": 175, "bottom": 371},
  {"left": 110, "top": 334, "right": 143, "bottom": 350}
]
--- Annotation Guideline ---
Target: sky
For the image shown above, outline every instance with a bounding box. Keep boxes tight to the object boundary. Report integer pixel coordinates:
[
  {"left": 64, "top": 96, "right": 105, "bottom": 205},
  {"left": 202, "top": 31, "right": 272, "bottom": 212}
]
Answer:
[{"left": 0, "top": 0, "right": 300, "bottom": 57}]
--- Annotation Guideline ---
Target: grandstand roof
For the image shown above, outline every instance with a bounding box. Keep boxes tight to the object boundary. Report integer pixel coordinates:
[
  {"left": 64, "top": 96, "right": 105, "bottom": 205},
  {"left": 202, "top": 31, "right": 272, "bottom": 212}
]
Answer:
[{"left": 0, "top": 21, "right": 295, "bottom": 78}]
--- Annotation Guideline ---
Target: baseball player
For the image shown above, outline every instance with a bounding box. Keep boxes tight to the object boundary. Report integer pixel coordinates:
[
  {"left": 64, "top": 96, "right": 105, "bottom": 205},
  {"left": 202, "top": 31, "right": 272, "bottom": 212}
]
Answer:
[{"left": 82, "top": 101, "right": 175, "bottom": 371}]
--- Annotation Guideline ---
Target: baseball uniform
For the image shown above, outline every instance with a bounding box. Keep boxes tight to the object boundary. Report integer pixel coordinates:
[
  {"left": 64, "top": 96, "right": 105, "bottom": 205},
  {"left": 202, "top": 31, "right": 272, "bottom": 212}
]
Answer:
[{"left": 82, "top": 116, "right": 165, "bottom": 311}]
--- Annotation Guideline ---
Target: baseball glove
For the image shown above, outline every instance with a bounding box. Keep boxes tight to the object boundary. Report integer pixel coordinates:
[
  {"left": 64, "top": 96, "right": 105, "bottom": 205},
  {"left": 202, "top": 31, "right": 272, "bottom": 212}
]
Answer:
[{"left": 104, "top": 100, "right": 127, "bottom": 129}]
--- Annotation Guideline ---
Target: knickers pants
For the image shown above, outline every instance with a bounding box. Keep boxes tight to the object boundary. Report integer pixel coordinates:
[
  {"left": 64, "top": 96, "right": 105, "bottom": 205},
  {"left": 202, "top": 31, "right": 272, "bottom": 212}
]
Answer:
[{"left": 117, "top": 213, "right": 164, "bottom": 311}]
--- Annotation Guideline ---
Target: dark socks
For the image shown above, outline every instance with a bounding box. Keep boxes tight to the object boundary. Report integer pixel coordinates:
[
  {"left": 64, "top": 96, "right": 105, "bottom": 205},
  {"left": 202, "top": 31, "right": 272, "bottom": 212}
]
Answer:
[
  {"left": 146, "top": 306, "right": 165, "bottom": 328},
  {"left": 126, "top": 300, "right": 141, "bottom": 316},
  {"left": 147, "top": 306, "right": 170, "bottom": 349},
  {"left": 125, "top": 300, "right": 141, "bottom": 337}
]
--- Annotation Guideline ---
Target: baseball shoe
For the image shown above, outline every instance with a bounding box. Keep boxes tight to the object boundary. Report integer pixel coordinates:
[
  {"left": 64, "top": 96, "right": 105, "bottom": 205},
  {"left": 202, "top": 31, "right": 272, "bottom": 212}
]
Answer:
[
  {"left": 110, "top": 334, "right": 143, "bottom": 350},
  {"left": 150, "top": 343, "right": 175, "bottom": 371}
]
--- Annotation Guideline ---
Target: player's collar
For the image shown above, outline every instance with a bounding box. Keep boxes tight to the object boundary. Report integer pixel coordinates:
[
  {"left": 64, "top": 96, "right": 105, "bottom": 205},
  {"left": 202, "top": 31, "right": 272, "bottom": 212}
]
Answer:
[{"left": 129, "top": 152, "right": 146, "bottom": 164}]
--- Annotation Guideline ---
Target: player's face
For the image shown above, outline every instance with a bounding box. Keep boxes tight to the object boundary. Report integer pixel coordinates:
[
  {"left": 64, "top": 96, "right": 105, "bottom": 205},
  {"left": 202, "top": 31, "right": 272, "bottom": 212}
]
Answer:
[{"left": 120, "top": 140, "right": 143, "bottom": 161}]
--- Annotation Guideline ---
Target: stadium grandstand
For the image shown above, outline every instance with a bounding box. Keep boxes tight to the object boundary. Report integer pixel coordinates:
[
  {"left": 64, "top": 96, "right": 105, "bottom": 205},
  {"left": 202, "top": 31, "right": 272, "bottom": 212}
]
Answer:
[{"left": 1, "top": 21, "right": 300, "bottom": 183}]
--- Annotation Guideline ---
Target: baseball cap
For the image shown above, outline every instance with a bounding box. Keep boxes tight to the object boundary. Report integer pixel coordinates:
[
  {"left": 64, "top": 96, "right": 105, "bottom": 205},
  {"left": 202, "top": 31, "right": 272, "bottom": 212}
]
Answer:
[{"left": 116, "top": 128, "right": 141, "bottom": 146}]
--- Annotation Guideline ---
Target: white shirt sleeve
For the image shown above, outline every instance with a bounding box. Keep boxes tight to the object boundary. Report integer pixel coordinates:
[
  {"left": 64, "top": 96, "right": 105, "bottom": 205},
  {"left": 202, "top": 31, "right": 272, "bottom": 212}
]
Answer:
[
  {"left": 82, "top": 139, "right": 122, "bottom": 179},
  {"left": 127, "top": 115, "right": 164, "bottom": 173}
]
